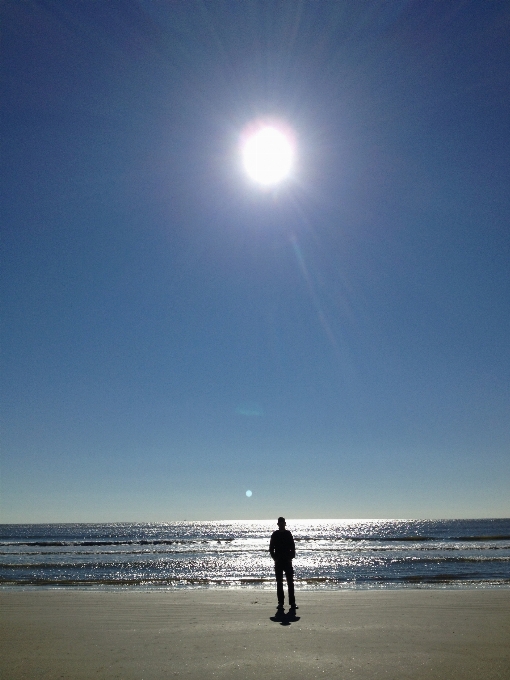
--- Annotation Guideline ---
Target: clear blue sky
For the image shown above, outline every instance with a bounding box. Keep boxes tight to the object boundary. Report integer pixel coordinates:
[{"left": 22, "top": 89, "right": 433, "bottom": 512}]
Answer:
[{"left": 1, "top": 1, "right": 509, "bottom": 522}]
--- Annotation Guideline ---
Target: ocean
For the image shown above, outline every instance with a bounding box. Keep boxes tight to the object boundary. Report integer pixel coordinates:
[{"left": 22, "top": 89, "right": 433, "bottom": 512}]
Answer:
[{"left": 1, "top": 519, "right": 509, "bottom": 589}]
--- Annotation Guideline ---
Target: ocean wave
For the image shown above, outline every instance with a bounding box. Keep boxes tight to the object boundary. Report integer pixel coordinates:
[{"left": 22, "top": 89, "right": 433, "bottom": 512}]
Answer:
[
  {"left": 0, "top": 539, "right": 216, "bottom": 548},
  {"left": 3, "top": 554, "right": 509, "bottom": 572},
  {"left": 2, "top": 543, "right": 509, "bottom": 558},
  {"left": 449, "top": 535, "right": 510, "bottom": 541},
  {"left": 3, "top": 535, "right": 509, "bottom": 550}
]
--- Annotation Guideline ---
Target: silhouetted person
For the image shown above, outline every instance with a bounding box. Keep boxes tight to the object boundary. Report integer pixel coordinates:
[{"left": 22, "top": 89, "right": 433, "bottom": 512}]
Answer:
[{"left": 269, "top": 517, "right": 297, "bottom": 610}]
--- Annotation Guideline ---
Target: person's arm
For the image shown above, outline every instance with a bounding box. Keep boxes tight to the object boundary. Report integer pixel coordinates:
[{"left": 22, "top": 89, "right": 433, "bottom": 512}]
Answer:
[
  {"left": 289, "top": 532, "right": 296, "bottom": 560},
  {"left": 269, "top": 533, "right": 276, "bottom": 559}
]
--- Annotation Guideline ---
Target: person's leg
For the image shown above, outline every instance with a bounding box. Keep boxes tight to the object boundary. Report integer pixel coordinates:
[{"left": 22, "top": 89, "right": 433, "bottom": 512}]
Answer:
[
  {"left": 274, "top": 562, "right": 284, "bottom": 605},
  {"left": 284, "top": 562, "right": 295, "bottom": 606}
]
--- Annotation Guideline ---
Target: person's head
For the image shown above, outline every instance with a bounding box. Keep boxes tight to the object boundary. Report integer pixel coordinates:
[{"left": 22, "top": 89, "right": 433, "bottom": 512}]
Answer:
[{"left": 277, "top": 517, "right": 286, "bottom": 530}]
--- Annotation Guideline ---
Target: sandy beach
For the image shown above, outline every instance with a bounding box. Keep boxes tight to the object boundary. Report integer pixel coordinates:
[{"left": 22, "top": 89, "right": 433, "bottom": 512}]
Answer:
[{"left": 1, "top": 589, "right": 509, "bottom": 679}]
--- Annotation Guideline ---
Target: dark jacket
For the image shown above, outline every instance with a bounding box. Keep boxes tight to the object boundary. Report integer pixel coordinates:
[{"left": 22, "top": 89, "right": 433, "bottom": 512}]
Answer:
[{"left": 269, "top": 529, "right": 296, "bottom": 562}]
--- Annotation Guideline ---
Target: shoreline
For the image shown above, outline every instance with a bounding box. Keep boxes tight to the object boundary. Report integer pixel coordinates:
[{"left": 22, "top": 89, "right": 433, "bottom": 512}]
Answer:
[
  {"left": 2, "top": 581, "right": 510, "bottom": 591},
  {"left": 2, "top": 588, "right": 509, "bottom": 679}
]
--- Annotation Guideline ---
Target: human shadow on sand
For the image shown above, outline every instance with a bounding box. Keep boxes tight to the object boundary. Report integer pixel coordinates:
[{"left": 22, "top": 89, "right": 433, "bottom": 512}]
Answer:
[{"left": 269, "top": 607, "right": 301, "bottom": 626}]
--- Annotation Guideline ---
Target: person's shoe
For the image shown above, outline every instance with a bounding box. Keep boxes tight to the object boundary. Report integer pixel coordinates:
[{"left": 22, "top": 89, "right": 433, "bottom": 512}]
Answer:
[{"left": 289, "top": 603, "right": 298, "bottom": 610}]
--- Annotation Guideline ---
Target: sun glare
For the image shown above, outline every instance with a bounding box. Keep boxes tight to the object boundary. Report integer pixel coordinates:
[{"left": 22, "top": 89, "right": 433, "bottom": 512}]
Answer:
[{"left": 241, "top": 122, "right": 294, "bottom": 186}]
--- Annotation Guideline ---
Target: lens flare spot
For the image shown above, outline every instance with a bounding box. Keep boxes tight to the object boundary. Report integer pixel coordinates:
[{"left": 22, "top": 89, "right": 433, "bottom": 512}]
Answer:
[
  {"left": 246, "top": 490, "right": 253, "bottom": 497},
  {"left": 236, "top": 402, "right": 263, "bottom": 417}
]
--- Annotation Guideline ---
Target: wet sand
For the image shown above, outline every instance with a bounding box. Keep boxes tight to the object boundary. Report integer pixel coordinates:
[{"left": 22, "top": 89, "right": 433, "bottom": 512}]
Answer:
[{"left": 1, "top": 589, "right": 509, "bottom": 679}]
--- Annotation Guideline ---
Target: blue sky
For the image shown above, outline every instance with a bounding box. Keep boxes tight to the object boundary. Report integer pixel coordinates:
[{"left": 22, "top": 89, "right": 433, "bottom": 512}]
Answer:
[{"left": 1, "top": 0, "right": 509, "bottom": 522}]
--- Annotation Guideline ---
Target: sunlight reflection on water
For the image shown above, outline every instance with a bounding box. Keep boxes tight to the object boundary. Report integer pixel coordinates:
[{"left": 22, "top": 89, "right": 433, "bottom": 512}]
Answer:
[{"left": 1, "top": 519, "right": 509, "bottom": 589}]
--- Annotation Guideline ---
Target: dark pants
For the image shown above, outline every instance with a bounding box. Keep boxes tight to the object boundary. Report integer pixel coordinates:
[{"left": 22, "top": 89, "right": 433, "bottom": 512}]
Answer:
[{"left": 274, "top": 560, "right": 295, "bottom": 606}]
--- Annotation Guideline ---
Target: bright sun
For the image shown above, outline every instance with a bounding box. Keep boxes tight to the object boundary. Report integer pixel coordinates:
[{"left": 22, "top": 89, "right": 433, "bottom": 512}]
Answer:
[{"left": 241, "top": 123, "right": 294, "bottom": 186}]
